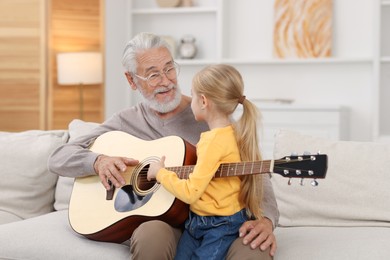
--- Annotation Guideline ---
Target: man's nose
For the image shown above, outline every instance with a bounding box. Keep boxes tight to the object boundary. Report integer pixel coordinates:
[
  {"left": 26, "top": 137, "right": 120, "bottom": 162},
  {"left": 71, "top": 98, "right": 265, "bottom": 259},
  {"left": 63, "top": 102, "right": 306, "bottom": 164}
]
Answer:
[{"left": 160, "top": 72, "right": 171, "bottom": 85}]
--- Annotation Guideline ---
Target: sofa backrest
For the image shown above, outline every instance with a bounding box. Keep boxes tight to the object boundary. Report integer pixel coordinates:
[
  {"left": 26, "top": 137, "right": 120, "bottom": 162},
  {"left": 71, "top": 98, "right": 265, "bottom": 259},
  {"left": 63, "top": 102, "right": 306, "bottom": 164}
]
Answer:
[
  {"left": 271, "top": 129, "right": 390, "bottom": 227},
  {"left": 0, "top": 130, "right": 69, "bottom": 224},
  {"left": 53, "top": 119, "right": 100, "bottom": 211}
]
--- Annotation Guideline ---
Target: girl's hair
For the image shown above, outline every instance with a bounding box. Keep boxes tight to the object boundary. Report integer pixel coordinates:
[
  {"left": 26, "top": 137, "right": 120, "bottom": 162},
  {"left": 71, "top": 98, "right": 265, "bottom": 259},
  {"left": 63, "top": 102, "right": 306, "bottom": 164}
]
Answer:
[
  {"left": 192, "top": 64, "right": 263, "bottom": 219},
  {"left": 121, "top": 32, "right": 171, "bottom": 74}
]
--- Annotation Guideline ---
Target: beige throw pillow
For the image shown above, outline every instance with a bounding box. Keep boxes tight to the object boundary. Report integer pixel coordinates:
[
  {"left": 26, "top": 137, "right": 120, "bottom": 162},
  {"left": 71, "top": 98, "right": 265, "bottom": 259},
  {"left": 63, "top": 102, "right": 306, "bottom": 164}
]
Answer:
[
  {"left": 53, "top": 119, "right": 100, "bottom": 211},
  {"left": 272, "top": 129, "right": 390, "bottom": 227},
  {"left": 0, "top": 130, "right": 68, "bottom": 224}
]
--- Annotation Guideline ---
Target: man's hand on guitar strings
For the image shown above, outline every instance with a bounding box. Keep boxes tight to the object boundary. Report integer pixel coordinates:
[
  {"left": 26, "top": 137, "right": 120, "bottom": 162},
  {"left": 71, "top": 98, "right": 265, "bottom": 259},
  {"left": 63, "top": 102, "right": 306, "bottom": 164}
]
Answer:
[
  {"left": 94, "top": 155, "right": 139, "bottom": 190},
  {"left": 147, "top": 156, "right": 166, "bottom": 182}
]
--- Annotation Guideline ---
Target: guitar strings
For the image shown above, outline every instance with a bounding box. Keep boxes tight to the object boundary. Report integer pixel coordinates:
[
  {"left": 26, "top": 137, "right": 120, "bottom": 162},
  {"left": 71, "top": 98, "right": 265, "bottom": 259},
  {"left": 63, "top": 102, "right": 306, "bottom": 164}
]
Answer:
[{"left": 124, "top": 158, "right": 316, "bottom": 185}]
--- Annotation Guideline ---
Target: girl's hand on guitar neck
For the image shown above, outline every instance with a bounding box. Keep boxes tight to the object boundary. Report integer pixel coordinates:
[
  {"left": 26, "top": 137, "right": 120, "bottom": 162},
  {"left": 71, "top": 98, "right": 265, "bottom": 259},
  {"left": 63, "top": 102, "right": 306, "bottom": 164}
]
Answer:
[
  {"left": 147, "top": 156, "right": 166, "bottom": 182},
  {"left": 94, "top": 155, "right": 139, "bottom": 190}
]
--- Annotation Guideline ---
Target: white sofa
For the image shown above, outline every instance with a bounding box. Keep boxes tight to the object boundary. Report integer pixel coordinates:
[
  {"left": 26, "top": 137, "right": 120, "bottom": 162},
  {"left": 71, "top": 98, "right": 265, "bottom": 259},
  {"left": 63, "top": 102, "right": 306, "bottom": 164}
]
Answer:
[
  {"left": 0, "top": 120, "right": 131, "bottom": 259},
  {"left": 271, "top": 130, "right": 390, "bottom": 260},
  {"left": 0, "top": 120, "right": 389, "bottom": 260}
]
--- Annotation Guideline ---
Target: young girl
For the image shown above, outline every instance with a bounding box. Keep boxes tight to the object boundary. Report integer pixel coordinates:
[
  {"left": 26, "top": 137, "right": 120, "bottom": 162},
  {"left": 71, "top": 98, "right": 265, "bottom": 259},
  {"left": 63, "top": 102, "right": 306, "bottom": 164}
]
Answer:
[{"left": 147, "top": 64, "right": 263, "bottom": 260}]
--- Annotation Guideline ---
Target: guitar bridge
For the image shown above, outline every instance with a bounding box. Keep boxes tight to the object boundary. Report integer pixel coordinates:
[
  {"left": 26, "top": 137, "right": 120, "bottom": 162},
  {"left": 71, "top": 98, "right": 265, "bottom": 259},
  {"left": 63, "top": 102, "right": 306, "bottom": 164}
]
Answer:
[{"left": 106, "top": 180, "right": 115, "bottom": 200}]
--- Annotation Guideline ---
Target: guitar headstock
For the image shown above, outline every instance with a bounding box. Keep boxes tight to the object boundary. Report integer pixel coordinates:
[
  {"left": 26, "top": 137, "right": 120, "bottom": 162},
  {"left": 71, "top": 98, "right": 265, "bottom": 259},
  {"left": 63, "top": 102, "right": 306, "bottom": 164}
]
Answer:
[{"left": 272, "top": 154, "right": 328, "bottom": 185}]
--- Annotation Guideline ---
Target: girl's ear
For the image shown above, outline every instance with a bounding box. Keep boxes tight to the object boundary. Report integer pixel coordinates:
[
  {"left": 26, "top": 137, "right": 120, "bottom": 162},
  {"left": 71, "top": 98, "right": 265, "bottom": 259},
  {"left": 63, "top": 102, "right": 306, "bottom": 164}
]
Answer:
[
  {"left": 125, "top": 72, "right": 137, "bottom": 90},
  {"left": 200, "top": 94, "right": 208, "bottom": 109}
]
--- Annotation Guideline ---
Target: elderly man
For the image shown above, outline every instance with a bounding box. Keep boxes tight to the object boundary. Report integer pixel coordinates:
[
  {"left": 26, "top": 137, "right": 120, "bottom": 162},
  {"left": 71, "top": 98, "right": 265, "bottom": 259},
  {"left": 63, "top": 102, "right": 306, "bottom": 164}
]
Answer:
[{"left": 49, "top": 32, "right": 279, "bottom": 260}]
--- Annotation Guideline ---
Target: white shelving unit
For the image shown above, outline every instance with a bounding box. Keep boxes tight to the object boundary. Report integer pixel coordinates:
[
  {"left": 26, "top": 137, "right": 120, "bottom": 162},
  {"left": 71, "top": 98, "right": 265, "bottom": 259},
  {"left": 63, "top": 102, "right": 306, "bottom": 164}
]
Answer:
[
  {"left": 128, "top": 0, "right": 223, "bottom": 61},
  {"left": 111, "top": 0, "right": 378, "bottom": 142},
  {"left": 375, "top": 0, "right": 390, "bottom": 142}
]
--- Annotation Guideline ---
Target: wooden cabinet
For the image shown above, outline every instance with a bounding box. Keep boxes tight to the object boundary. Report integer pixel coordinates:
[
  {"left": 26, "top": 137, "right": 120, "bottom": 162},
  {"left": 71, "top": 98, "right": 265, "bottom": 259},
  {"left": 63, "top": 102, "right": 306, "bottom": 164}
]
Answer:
[{"left": 0, "top": 0, "right": 104, "bottom": 132}]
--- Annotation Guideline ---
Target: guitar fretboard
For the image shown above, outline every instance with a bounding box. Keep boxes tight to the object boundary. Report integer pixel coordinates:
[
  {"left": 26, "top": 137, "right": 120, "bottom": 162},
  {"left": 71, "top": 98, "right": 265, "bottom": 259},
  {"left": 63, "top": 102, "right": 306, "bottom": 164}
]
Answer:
[{"left": 166, "top": 160, "right": 273, "bottom": 179}]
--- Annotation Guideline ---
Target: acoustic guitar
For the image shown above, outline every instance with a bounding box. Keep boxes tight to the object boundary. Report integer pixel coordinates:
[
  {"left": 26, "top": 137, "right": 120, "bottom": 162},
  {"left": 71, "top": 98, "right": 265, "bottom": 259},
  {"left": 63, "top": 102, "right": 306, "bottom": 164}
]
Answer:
[{"left": 68, "top": 131, "right": 327, "bottom": 243}]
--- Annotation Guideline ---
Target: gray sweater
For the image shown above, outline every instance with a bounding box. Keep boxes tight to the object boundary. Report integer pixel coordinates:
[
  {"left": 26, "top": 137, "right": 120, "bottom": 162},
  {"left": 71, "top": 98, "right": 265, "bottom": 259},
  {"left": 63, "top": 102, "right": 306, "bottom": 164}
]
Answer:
[{"left": 48, "top": 101, "right": 279, "bottom": 226}]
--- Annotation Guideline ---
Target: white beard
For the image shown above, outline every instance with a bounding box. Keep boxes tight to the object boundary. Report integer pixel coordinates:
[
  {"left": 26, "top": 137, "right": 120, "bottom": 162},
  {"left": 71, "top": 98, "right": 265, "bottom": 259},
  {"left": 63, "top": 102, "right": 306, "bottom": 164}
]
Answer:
[{"left": 140, "top": 83, "right": 182, "bottom": 113}]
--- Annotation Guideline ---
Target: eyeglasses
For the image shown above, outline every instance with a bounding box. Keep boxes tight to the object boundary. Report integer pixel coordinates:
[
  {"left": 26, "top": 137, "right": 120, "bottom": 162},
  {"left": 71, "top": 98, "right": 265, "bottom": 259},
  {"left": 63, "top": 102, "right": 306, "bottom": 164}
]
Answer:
[{"left": 134, "top": 63, "right": 180, "bottom": 87}]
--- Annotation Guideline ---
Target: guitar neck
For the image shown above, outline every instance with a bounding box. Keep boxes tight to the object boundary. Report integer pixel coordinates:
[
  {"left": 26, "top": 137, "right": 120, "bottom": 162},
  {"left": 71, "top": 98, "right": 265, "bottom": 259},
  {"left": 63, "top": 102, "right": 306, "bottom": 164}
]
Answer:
[{"left": 166, "top": 160, "right": 273, "bottom": 179}]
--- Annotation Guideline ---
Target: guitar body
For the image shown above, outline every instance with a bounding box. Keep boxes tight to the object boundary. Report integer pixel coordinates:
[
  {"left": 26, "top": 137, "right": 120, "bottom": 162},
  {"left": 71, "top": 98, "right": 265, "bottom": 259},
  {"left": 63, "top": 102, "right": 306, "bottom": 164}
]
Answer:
[{"left": 69, "top": 131, "right": 196, "bottom": 243}]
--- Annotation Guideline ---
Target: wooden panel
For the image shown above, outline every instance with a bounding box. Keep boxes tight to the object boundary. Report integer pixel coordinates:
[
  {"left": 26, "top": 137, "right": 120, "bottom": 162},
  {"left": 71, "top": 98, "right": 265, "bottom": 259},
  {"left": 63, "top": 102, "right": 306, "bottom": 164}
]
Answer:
[
  {"left": 49, "top": 0, "right": 104, "bottom": 130},
  {"left": 0, "top": 0, "right": 103, "bottom": 131},
  {"left": 0, "top": 0, "right": 46, "bottom": 131}
]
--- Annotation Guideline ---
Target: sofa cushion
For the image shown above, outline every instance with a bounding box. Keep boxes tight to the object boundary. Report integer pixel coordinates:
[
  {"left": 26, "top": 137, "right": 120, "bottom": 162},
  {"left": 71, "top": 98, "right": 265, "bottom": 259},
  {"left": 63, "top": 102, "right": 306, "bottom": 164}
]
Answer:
[
  {"left": 0, "top": 210, "right": 23, "bottom": 224},
  {"left": 0, "top": 130, "right": 69, "bottom": 224},
  {"left": 274, "top": 226, "right": 390, "bottom": 260},
  {"left": 0, "top": 211, "right": 131, "bottom": 259},
  {"left": 271, "top": 129, "right": 390, "bottom": 227},
  {"left": 54, "top": 119, "right": 100, "bottom": 211}
]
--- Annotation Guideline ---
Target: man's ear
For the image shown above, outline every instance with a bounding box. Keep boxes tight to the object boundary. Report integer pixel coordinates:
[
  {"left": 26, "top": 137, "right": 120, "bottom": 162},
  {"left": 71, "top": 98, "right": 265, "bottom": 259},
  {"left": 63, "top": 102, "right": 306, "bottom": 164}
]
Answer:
[{"left": 125, "top": 72, "right": 137, "bottom": 90}]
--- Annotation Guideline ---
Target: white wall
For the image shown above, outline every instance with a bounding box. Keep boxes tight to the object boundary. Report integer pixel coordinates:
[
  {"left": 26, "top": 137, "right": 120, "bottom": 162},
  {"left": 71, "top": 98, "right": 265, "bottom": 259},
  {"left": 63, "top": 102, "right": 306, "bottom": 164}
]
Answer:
[
  {"left": 222, "top": 0, "right": 373, "bottom": 59},
  {"left": 104, "top": 0, "right": 376, "bottom": 141},
  {"left": 104, "top": 0, "right": 132, "bottom": 118}
]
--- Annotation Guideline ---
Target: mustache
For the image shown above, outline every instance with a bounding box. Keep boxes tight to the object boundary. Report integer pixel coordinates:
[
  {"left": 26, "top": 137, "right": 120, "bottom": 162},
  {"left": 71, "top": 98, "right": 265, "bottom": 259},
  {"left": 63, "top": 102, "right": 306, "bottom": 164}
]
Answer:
[{"left": 153, "top": 84, "right": 176, "bottom": 95}]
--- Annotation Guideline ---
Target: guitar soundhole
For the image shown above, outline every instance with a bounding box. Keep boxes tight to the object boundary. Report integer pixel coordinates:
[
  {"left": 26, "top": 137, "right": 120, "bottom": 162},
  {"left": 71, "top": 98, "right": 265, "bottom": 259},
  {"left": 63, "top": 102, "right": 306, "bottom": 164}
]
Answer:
[
  {"left": 137, "top": 164, "right": 156, "bottom": 191},
  {"left": 114, "top": 163, "right": 159, "bottom": 213}
]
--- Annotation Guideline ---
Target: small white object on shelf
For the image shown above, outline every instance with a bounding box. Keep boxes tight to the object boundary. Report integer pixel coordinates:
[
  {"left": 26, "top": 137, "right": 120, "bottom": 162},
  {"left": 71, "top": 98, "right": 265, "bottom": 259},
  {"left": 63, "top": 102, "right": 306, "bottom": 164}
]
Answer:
[
  {"left": 155, "top": 0, "right": 181, "bottom": 8},
  {"left": 179, "top": 35, "right": 197, "bottom": 59}
]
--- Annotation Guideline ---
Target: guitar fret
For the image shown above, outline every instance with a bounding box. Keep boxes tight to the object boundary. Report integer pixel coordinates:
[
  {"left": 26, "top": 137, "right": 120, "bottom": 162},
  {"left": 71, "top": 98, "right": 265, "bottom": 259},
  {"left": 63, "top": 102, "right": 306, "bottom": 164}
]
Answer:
[
  {"left": 216, "top": 164, "right": 220, "bottom": 177},
  {"left": 260, "top": 161, "right": 263, "bottom": 175}
]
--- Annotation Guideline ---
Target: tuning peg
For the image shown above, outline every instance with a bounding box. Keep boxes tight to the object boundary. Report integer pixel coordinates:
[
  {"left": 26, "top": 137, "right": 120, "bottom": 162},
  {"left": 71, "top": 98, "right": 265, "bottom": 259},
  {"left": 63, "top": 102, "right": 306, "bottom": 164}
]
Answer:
[
  {"left": 300, "top": 178, "right": 304, "bottom": 186},
  {"left": 317, "top": 151, "right": 321, "bottom": 155},
  {"left": 291, "top": 152, "right": 298, "bottom": 156},
  {"left": 288, "top": 178, "right": 292, "bottom": 185},
  {"left": 311, "top": 179, "right": 319, "bottom": 187}
]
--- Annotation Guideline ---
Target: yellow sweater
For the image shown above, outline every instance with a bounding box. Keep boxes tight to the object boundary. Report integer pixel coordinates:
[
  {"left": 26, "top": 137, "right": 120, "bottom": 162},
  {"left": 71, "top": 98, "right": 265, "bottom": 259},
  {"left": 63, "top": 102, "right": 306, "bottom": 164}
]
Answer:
[{"left": 156, "top": 125, "right": 244, "bottom": 216}]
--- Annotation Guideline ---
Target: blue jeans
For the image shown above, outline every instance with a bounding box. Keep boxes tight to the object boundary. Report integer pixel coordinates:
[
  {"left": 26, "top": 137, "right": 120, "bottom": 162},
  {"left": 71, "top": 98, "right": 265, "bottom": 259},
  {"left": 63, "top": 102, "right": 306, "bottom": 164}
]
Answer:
[{"left": 174, "top": 209, "right": 248, "bottom": 260}]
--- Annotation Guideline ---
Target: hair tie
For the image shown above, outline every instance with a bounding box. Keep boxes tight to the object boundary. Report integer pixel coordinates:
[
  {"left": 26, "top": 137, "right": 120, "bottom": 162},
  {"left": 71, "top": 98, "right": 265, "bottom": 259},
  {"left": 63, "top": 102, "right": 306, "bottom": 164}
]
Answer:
[{"left": 238, "top": 95, "right": 246, "bottom": 104}]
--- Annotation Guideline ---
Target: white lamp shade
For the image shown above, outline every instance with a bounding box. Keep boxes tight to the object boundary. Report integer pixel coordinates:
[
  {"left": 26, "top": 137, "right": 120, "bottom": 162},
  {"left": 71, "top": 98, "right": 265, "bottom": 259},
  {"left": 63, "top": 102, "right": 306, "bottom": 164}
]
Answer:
[{"left": 57, "top": 52, "right": 103, "bottom": 85}]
